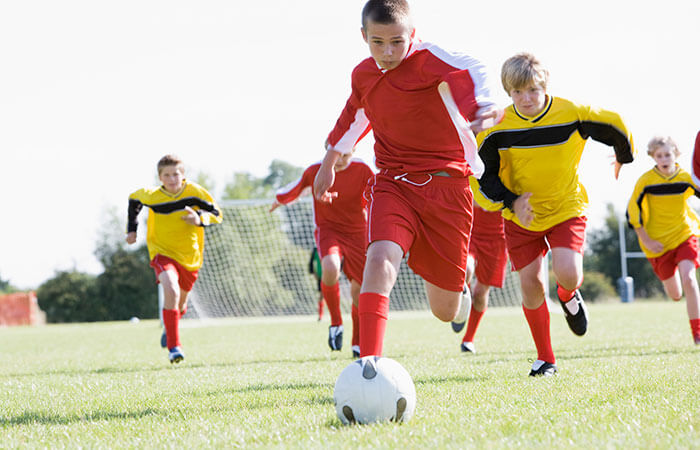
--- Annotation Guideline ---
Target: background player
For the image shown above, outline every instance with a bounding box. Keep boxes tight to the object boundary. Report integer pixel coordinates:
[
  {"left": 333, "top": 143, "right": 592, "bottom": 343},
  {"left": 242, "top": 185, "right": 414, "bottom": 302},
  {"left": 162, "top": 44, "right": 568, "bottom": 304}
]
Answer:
[
  {"left": 477, "top": 52, "right": 635, "bottom": 376},
  {"left": 308, "top": 246, "right": 326, "bottom": 321},
  {"left": 271, "top": 149, "right": 373, "bottom": 358},
  {"left": 127, "top": 154, "right": 223, "bottom": 363},
  {"left": 314, "top": 0, "right": 501, "bottom": 358},
  {"left": 627, "top": 136, "right": 700, "bottom": 345}
]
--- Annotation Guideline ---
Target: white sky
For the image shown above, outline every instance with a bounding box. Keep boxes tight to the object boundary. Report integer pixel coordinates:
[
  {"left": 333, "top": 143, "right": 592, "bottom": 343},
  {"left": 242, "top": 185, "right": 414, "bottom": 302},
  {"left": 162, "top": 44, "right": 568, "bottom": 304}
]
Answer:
[{"left": 1, "top": 0, "right": 699, "bottom": 288}]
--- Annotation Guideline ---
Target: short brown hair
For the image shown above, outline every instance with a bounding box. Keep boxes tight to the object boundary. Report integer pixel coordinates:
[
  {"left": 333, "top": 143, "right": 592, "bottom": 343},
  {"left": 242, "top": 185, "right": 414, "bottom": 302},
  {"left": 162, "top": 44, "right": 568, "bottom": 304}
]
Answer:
[
  {"left": 157, "top": 154, "right": 185, "bottom": 175},
  {"left": 501, "top": 52, "right": 549, "bottom": 94},
  {"left": 647, "top": 136, "right": 680, "bottom": 157},
  {"left": 361, "top": 0, "right": 411, "bottom": 29}
]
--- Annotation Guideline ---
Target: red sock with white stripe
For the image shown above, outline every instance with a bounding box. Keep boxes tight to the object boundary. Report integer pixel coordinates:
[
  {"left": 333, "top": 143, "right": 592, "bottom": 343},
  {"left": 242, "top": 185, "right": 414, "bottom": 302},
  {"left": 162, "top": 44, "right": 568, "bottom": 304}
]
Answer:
[
  {"left": 522, "top": 301, "right": 555, "bottom": 364},
  {"left": 321, "top": 282, "right": 342, "bottom": 326},
  {"left": 358, "top": 293, "right": 389, "bottom": 357},
  {"left": 351, "top": 304, "right": 360, "bottom": 347},
  {"left": 162, "top": 308, "right": 180, "bottom": 349}
]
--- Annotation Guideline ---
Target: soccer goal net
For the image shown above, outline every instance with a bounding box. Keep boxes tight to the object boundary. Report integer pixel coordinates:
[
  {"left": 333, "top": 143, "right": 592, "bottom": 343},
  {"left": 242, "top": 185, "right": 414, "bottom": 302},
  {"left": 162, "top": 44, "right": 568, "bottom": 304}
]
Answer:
[{"left": 189, "top": 198, "right": 522, "bottom": 318}]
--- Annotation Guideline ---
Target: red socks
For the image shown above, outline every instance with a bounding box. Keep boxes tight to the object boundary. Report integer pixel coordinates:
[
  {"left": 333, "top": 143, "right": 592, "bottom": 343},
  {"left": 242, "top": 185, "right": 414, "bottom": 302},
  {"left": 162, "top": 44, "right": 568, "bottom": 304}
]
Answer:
[
  {"left": 162, "top": 308, "right": 180, "bottom": 349},
  {"left": 321, "top": 282, "right": 342, "bottom": 326},
  {"left": 358, "top": 293, "right": 390, "bottom": 357},
  {"left": 522, "top": 301, "right": 555, "bottom": 364},
  {"left": 351, "top": 304, "right": 360, "bottom": 347},
  {"left": 691, "top": 318, "right": 700, "bottom": 340},
  {"left": 463, "top": 306, "right": 485, "bottom": 343},
  {"left": 557, "top": 283, "right": 577, "bottom": 302}
]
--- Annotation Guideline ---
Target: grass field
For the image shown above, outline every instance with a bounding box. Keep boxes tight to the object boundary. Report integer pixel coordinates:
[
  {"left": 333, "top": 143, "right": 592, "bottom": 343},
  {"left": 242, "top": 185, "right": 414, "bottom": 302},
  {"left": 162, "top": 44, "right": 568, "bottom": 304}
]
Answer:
[{"left": 1, "top": 301, "right": 698, "bottom": 448}]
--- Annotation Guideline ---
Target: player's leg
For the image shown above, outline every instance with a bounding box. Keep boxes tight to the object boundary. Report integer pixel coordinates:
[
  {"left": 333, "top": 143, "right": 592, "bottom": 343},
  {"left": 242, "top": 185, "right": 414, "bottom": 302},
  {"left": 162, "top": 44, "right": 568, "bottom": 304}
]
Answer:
[
  {"left": 660, "top": 272, "right": 683, "bottom": 301},
  {"left": 461, "top": 277, "right": 490, "bottom": 353},
  {"left": 159, "top": 270, "right": 184, "bottom": 363},
  {"left": 350, "top": 280, "right": 361, "bottom": 358},
  {"left": 424, "top": 281, "right": 462, "bottom": 321},
  {"left": 321, "top": 252, "right": 344, "bottom": 350},
  {"left": 451, "top": 254, "right": 474, "bottom": 333},
  {"left": 358, "top": 240, "right": 403, "bottom": 357},
  {"left": 676, "top": 260, "right": 700, "bottom": 343},
  {"left": 519, "top": 255, "right": 557, "bottom": 376}
]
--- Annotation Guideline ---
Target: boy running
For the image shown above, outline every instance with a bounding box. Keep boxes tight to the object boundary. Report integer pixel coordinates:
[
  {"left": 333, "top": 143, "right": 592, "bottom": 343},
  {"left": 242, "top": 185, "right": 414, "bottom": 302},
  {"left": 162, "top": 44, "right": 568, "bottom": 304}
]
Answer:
[
  {"left": 271, "top": 150, "right": 374, "bottom": 358},
  {"left": 477, "top": 53, "right": 635, "bottom": 376},
  {"left": 627, "top": 136, "right": 700, "bottom": 345},
  {"left": 126, "top": 154, "right": 222, "bottom": 363},
  {"left": 314, "top": 0, "right": 500, "bottom": 358}
]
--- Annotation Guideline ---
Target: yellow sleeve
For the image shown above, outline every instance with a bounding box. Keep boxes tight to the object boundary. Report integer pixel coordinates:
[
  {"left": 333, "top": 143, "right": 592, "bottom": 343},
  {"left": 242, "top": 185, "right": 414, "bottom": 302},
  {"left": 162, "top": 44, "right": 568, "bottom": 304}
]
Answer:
[
  {"left": 627, "top": 175, "right": 647, "bottom": 229},
  {"left": 577, "top": 103, "right": 635, "bottom": 164}
]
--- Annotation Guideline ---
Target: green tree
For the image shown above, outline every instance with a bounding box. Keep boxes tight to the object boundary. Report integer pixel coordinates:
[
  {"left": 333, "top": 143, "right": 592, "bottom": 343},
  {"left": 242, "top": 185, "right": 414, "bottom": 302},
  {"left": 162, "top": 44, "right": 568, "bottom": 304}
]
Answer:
[
  {"left": 222, "top": 159, "right": 303, "bottom": 200},
  {"left": 585, "top": 204, "right": 663, "bottom": 298},
  {"left": 0, "top": 274, "right": 17, "bottom": 295},
  {"left": 37, "top": 270, "right": 102, "bottom": 323}
]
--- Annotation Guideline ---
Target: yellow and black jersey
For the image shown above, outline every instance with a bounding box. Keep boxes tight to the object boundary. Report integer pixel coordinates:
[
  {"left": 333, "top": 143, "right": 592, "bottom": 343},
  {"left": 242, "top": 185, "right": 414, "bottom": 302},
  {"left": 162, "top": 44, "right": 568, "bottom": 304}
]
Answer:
[
  {"left": 468, "top": 175, "right": 503, "bottom": 212},
  {"left": 627, "top": 165, "right": 700, "bottom": 258},
  {"left": 127, "top": 180, "right": 222, "bottom": 271},
  {"left": 477, "top": 96, "right": 634, "bottom": 231}
]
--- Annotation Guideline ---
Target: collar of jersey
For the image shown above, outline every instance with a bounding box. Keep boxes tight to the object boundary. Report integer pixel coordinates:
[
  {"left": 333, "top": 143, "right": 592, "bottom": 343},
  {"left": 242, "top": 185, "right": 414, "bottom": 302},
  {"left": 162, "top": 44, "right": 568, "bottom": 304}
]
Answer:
[
  {"left": 513, "top": 95, "right": 553, "bottom": 123},
  {"left": 653, "top": 164, "right": 681, "bottom": 180},
  {"left": 159, "top": 180, "right": 187, "bottom": 198}
]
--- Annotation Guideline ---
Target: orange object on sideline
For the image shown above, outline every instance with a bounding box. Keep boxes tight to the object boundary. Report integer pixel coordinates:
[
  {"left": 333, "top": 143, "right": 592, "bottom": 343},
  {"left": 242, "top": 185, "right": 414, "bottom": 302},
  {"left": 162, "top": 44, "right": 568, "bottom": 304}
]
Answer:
[{"left": 0, "top": 292, "right": 46, "bottom": 326}]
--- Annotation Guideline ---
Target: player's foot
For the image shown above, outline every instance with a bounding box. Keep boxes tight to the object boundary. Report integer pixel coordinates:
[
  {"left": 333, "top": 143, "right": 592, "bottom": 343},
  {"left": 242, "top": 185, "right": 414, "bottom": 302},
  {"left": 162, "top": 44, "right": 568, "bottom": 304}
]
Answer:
[
  {"left": 694, "top": 336, "right": 700, "bottom": 345},
  {"left": 460, "top": 341, "right": 476, "bottom": 353},
  {"left": 160, "top": 330, "right": 167, "bottom": 348},
  {"left": 529, "top": 360, "right": 557, "bottom": 377},
  {"left": 328, "top": 325, "right": 344, "bottom": 351},
  {"left": 451, "top": 285, "right": 471, "bottom": 333},
  {"left": 559, "top": 290, "right": 588, "bottom": 336},
  {"left": 168, "top": 346, "right": 184, "bottom": 364},
  {"left": 352, "top": 345, "right": 360, "bottom": 358}
]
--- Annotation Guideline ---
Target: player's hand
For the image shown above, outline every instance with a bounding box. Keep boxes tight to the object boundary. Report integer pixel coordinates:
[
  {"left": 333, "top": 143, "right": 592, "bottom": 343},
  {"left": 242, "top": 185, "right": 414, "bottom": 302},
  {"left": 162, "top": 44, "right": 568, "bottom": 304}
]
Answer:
[
  {"left": 269, "top": 200, "right": 282, "bottom": 212},
  {"left": 314, "top": 151, "right": 339, "bottom": 203},
  {"left": 470, "top": 105, "right": 504, "bottom": 134},
  {"left": 182, "top": 206, "right": 201, "bottom": 226},
  {"left": 513, "top": 193, "right": 534, "bottom": 227},
  {"left": 613, "top": 160, "right": 623, "bottom": 180},
  {"left": 642, "top": 236, "right": 664, "bottom": 254},
  {"left": 126, "top": 232, "right": 137, "bottom": 244}
]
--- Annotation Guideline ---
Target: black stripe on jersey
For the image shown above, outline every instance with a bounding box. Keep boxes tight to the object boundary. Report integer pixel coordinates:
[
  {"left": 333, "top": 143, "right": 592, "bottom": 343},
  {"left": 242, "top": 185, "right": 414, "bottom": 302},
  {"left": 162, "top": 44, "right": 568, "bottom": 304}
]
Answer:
[
  {"left": 632, "top": 182, "right": 700, "bottom": 226},
  {"left": 147, "top": 197, "right": 221, "bottom": 216},
  {"left": 579, "top": 121, "right": 633, "bottom": 163},
  {"left": 480, "top": 121, "right": 580, "bottom": 150},
  {"left": 127, "top": 199, "right": 143, "bottom": 232}
]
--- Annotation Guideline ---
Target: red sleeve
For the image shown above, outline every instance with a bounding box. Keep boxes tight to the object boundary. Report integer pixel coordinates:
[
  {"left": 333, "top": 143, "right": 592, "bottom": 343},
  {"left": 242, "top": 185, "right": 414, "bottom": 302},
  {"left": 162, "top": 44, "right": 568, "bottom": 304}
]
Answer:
[
  {"left": 326, "top": 69, "right": 372, "bottom": 154},
  {"left": 693, "top": 131, "right": 700, "bottom": 186},
  {"left": 275, "top": 165, "right": 317, "bottom": 204},
  {"left": 442, "top": 70, "right": 479, "bottom": 122}
]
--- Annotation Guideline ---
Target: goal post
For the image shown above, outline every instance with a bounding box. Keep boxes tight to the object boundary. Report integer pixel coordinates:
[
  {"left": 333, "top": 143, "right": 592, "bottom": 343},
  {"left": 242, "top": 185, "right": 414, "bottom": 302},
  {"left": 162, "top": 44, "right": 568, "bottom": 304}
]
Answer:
[{"left": 189, "top": 198, "right": 521, "bottom": 318}]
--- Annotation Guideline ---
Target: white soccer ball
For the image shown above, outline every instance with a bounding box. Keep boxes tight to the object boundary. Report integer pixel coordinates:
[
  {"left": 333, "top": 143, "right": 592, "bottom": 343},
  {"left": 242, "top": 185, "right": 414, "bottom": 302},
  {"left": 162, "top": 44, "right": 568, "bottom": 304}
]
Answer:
[{"left": 334, "top": 356, "right": 416, "bottom": 425}]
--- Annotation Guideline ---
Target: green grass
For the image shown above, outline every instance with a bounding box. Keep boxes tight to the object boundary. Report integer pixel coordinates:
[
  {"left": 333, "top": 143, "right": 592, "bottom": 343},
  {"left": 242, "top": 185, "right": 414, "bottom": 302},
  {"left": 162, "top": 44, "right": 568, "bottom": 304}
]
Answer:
[{"left": 1, "top": 301, "right": 698, "bottom": 448}]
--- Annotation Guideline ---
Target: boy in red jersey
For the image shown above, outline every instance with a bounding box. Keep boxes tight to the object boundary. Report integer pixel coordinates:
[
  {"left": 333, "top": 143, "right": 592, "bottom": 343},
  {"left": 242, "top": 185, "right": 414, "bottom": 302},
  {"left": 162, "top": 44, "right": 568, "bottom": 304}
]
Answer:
[
  {"left": 271, "top": 150, "right": 374, "bottom": 358},
  {"left": 127, "top": 155, "right": 223, "bottom": 363},
  {"left": 458, "top": 177, "right": 509, "bottom": 354},
  {"left": 477, "top": 53, "right": 634, "bottom": 376},
  {"left": 627, "top": 136, "right": 700, "bottom": 345},
  {"left": 314, "top": 0, "right": 501, "bottom": 358}
]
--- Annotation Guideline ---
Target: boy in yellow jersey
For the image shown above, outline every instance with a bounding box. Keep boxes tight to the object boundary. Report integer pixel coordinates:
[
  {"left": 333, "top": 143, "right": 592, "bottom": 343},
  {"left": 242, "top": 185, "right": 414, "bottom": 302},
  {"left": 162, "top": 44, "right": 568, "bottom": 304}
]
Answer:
[
  {"left": 477, "top": 53, "right": 635, "bottom": 376},
  {"left": 627, "top": 136, "right": 700, "bottom": 345},
  {"left": 126, "top": 155, "right": 223, "bottom": 363}
]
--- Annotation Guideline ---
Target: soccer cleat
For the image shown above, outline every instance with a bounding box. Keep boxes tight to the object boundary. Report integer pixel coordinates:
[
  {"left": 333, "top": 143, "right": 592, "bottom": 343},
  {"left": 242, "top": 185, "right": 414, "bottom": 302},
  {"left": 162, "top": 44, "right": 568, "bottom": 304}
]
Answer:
[
  {"left": 460, "top": 341, "right": 476, "bottom": 353},
  {"left": 168, "top": 346, "right": 185, "bottom": 364},
  {"left": 160, "top": 330, "right": 167, "bottom": 348},
  {"left": 559, "top": 289, "right": 588, "bottom": 336},
  {"left": 694, "top": 336, "right": 700, "bottom": 345},
  {"left": 451, "top": 285, "right": 471, "bottom": 333},
  {"left": 328, "top": 325, "right": 344, "bottom": 351},
  {"left": 352, "top": 345, "right": 360, "bottom": 359},
  {"left": 529, "top": 359, "right": 557, "bottom": 377}
]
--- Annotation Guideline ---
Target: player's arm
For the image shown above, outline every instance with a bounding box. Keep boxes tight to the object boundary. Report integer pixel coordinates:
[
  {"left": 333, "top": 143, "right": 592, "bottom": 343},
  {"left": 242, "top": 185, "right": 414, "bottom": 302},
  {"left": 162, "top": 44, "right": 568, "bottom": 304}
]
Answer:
[
  {"left": 692, "top": 131, "right": 700, "bottom": 187},
  {"left": 314, "top": 146, "right": 340, "bottom": 204},
  {"left": 185, "top": 187, "right": 223, "bottom": 227},
  {"left": 126, "top": 193, "right": 144, "bottom": 244},
  {"left": 632, "top": 226, "right": 663, "bottom": 254},
  {"left": 477, "top": 133, "right": 520, "bottom": 212},
  {"left": 626, "top": 177, "right": 662, "bottom": 253},
  {"left": 579, "top": 105, "right": 635, "bottom": 179},
  {"left": 274, "top": 166, "right": 315, "bottom": 209}
]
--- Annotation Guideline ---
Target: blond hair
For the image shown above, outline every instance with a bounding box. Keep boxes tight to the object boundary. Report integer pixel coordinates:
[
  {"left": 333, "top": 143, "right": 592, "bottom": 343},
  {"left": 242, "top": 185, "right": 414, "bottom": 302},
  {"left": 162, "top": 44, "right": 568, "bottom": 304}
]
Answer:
[
  {"left": 501, "top": 52, "right": 549, "bottom": 94},
  {"left": 157, "top": 154, "right": 185, "bottom": 175},
  {"left": 647, "top": 136, "right": 680, "bottom": 157}
]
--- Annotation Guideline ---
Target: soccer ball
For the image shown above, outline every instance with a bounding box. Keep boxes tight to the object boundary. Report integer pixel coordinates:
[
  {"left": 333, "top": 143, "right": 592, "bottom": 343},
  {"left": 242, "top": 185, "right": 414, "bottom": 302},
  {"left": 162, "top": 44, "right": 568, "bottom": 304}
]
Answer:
[{"left": 333, "top": 356, "right": 416, "bottom": 425}]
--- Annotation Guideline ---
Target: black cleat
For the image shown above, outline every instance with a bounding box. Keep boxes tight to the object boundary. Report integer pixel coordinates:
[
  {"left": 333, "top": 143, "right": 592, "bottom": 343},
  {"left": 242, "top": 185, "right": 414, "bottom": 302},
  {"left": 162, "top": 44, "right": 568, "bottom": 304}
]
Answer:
[
  {"left": 328, "top": 325, "right": 344, "bottom": 351},
  {"left": 351, "top": 345, "right": 360, "bottom": 358},
  {"left": 529, "top": 360, "right": 557, "bottom": 377},
  {"left": 460, "top": 341, "right": 476, "bottom": 353},
  {"left": 559, "top": 290, "right": 588, "bottom": 336}
]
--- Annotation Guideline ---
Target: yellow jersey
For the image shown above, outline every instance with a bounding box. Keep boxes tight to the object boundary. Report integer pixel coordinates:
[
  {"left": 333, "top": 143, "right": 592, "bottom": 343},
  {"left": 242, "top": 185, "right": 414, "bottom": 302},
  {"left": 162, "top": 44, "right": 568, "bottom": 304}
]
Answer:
[
  {"left": 477, "top": 96, "right": 634, "bottom": 231},
  {"left": 627, "top": 165, "right": 700, "bottom": 258},
  {"left": 127, "top": 181, "right": 222, "bottom": 271}
]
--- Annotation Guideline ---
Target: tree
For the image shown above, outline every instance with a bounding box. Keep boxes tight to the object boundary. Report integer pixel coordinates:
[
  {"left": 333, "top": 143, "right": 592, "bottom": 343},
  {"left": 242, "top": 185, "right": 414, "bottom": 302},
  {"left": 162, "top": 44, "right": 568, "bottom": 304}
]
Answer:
[
  {"left": 0, "top": 274, "right": 17, "bottom": 295},
  {"left": 37, "top": 270, "right": 102, "bottom": 323},
  {"left": 223, "top": 159, "right": 303, "bottom": 200},
  {"left": 585, "top": 204, "right": 663, "bottom": 298}
]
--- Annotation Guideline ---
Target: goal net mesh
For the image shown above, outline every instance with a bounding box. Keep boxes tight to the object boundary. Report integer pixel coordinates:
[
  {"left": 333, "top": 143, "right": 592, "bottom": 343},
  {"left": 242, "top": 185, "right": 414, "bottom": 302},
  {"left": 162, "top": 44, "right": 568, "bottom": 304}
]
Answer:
[{"left": 189, "top": 198, "right": 522, "bottom": 318}]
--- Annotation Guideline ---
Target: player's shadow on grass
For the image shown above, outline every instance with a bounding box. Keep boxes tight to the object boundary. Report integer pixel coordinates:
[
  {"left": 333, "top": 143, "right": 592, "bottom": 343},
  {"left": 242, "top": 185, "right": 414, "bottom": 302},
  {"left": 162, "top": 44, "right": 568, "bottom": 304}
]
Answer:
[{"left": 1, "top": 408, "right": 164, "bottom": 427}]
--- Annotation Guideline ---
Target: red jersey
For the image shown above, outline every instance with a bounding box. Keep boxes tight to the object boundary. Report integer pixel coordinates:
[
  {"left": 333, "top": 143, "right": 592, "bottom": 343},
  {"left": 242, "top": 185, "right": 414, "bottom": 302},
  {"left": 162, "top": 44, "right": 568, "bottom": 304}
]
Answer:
[
  {"left": 327, "top": 40, "right": 496, "bottom": 178},
  {"left": 275, "top": 159, "right": 374, "bottom": 233},
  {"left": 693, "top": 131, "right": 700, "bottom": 187}
]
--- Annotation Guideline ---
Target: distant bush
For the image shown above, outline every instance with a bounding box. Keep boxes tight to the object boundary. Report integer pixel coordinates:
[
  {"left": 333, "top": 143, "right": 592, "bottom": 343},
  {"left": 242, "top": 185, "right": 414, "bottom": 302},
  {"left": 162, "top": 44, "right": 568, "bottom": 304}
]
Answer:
[{"left": 548, "top": 270, "right": 617, "bottom": 303}]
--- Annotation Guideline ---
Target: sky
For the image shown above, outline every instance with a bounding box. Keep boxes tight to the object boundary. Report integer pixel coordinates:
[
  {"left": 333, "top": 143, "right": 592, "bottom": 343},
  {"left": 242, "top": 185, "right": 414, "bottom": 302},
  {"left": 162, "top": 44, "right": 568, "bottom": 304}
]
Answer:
[{"left": 1, "top": 0, "right": 699, "bottom": 289}]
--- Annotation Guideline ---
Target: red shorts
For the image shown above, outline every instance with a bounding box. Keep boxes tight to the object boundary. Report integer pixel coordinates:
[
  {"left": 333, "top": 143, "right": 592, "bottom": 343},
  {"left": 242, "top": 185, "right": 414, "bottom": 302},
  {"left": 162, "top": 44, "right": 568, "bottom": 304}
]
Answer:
[
  {"left": 470, "top": 207, "right": 507, "bottom": 288},
  {"left": 366, "top": 171, "right": 472, "bottom": 292},
  {"left": 150, "top": 254, "right": 199, "bottom": 292},
  {"left": 315, "top": 227, "right": 367, "bottom": 283},
  {"left": 649, "top": 236, "right": 700, "bottom": 280},
  {"left": 504, "top": 216, "right": 587, "bottom": 271}
]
